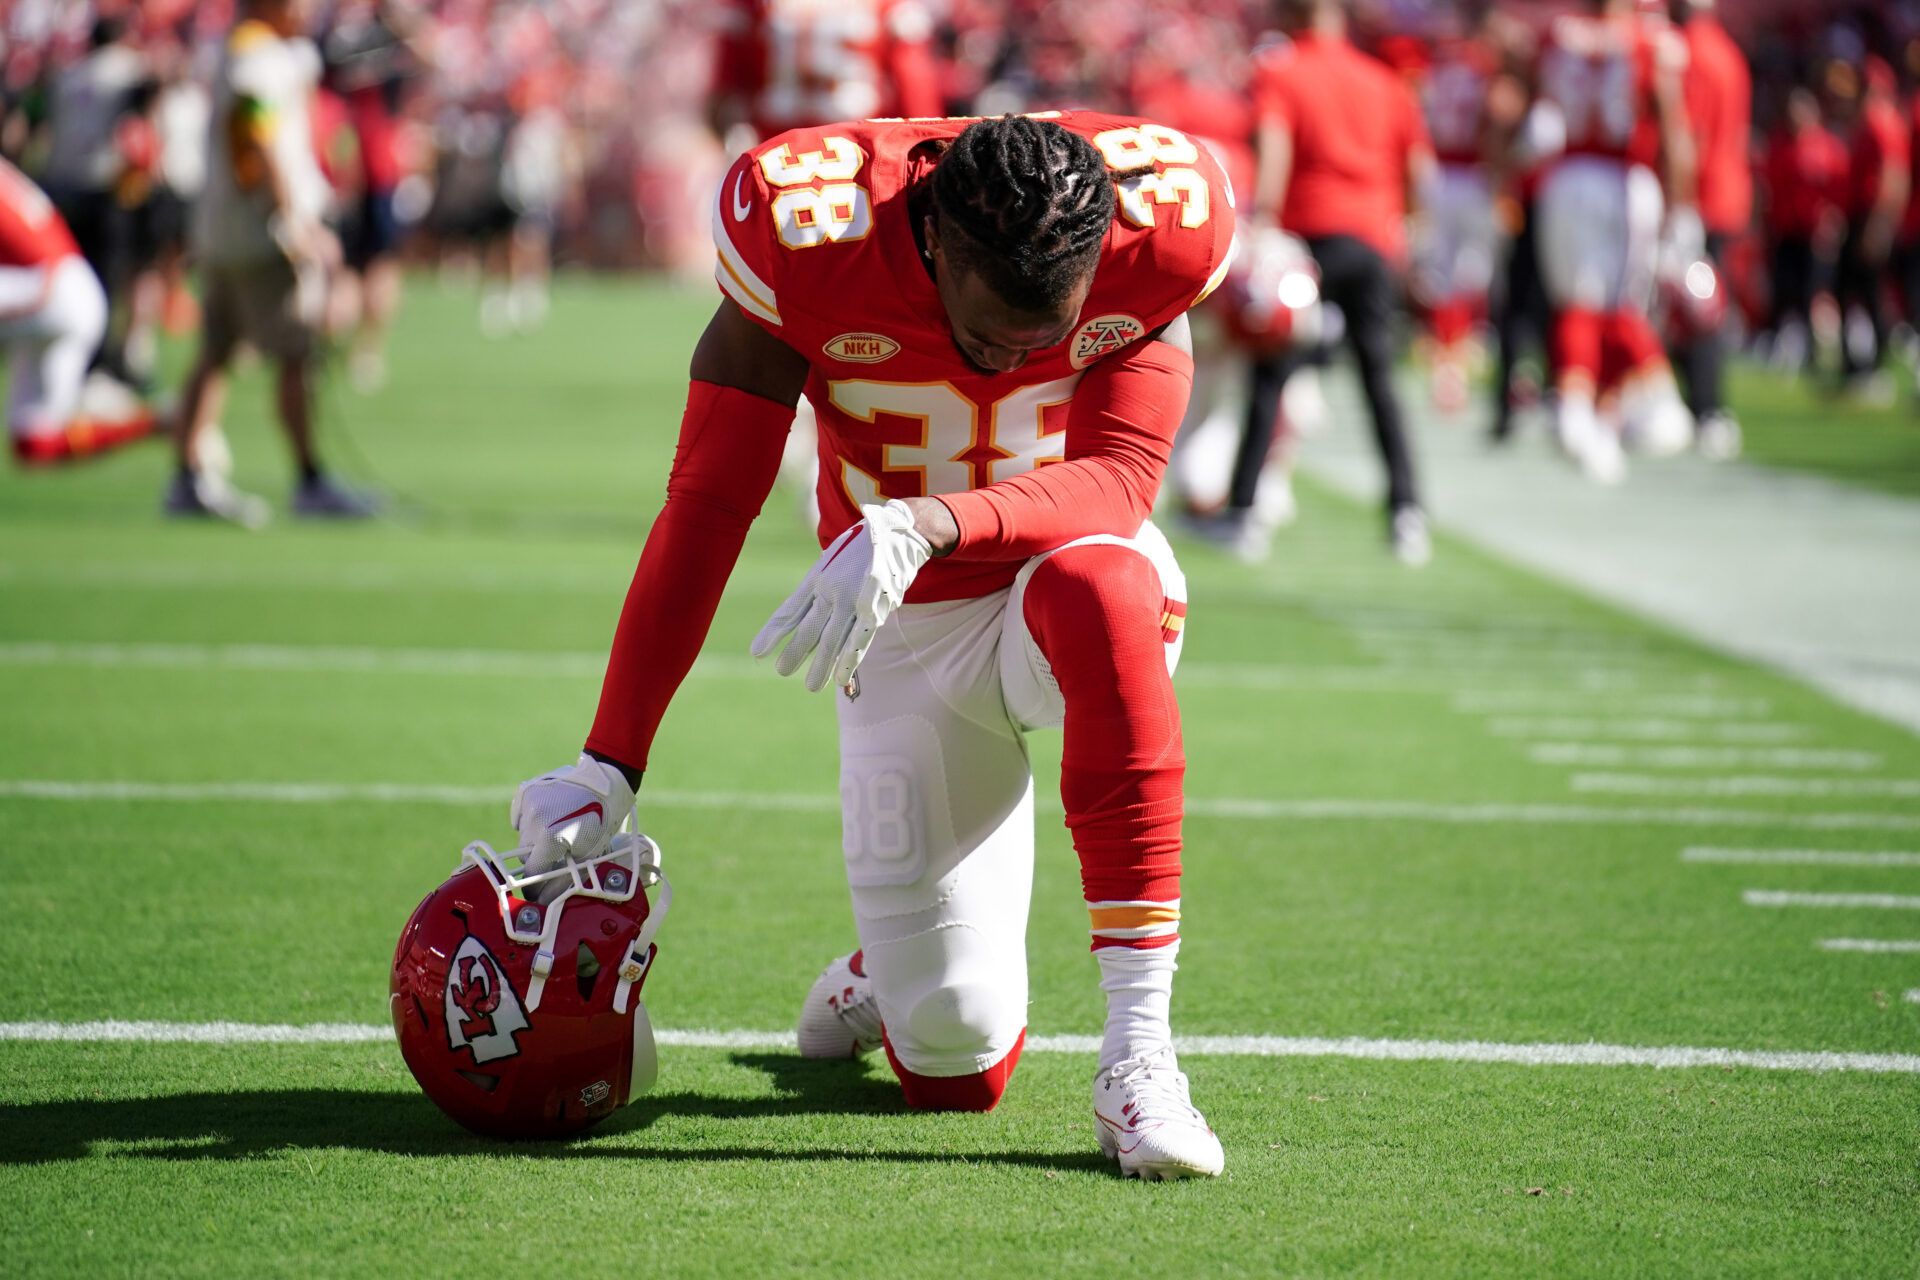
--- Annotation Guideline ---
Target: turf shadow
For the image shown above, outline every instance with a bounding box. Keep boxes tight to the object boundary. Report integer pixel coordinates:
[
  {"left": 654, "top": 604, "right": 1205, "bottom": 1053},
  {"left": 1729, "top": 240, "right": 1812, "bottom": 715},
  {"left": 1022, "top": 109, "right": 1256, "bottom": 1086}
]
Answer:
[{"left": 0, "top": 1054, "right": 1110, "bottom": 1174}]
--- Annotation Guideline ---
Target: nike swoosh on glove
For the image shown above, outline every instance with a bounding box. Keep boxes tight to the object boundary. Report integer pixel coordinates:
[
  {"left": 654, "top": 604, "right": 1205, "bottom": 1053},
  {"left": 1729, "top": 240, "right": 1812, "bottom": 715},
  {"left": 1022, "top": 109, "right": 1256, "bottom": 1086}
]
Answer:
[
  {"left": 751, "top": 498, "right": 933, "bottom": 693},
  {"left": 511, "top": 754, "right": 637, "bottom": 893}
]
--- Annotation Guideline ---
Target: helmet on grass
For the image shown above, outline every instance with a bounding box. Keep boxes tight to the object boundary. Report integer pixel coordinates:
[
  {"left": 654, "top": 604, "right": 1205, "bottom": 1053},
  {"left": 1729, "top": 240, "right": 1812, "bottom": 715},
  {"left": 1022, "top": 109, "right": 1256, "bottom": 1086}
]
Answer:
[{"left": 390, "top": 832, "right": 671, "bottom": 1139}]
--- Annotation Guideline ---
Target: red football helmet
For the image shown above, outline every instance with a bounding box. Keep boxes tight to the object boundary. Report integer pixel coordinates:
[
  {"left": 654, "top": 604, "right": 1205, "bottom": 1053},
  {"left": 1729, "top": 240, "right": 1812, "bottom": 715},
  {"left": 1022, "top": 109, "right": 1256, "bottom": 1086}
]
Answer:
[
  {"left": 390, "top": 832, "right": 671, "bottom": 1139},
  {"left": 1215, "top": 227, "right": 1323, "bottom": 356}
]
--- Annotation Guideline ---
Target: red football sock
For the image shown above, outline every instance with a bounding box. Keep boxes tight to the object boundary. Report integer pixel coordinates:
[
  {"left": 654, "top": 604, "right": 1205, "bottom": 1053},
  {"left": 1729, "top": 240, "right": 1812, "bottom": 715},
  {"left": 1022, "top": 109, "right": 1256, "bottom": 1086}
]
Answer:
[
  {"left": 1431, "top": 299, "right": 1475, "bottom": 348},
  {"left": 886, "top": 1031, "right": 1026, "bottom": 1112},
  {"left": 1021, "top": 544, "right": 1184, "bottom": 946},
  {"left": 1606, "top": 308, "right": 1667, "bottom": 378},
  {"left": 1551, "top": 307, "right": 1604, "bottom": 393},
  {"left": 10, "top": 412, "right": 155, "bottom": 467}
]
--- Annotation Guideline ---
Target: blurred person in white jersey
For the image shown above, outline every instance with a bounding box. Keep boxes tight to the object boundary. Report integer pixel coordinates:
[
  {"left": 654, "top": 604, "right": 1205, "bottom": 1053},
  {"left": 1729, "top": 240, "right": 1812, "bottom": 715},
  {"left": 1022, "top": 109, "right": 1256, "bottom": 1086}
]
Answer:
[
  {"left": 166, "top": 0, "right": 375, "bottom": 525},
  {"left": 1530, "top": 0, "right": 1697, "bottom": 482}
]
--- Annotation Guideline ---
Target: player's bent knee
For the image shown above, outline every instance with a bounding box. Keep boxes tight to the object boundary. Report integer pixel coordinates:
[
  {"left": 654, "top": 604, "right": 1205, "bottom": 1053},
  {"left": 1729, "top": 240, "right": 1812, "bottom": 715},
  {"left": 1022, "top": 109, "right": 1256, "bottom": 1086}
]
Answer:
[
  {"left": 899, "top": 980, "right": 1016, "bottom": 1056},
  {"left": 1024, "top": 545, "right": 1164, "bottom": 647}
]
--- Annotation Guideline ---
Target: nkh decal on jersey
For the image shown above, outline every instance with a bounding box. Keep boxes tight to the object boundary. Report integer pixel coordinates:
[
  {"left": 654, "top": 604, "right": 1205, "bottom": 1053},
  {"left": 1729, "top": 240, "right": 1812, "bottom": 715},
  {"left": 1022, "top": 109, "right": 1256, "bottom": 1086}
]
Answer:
[
  {"left": 823, "top": 332, "right": 900, "bottom": 363},
  {"left": 1071, "top": 314, "right": 1146, "bottom": 368},
  {"left": 443, "top": 931, "right": 531, "bottom": 1064}
]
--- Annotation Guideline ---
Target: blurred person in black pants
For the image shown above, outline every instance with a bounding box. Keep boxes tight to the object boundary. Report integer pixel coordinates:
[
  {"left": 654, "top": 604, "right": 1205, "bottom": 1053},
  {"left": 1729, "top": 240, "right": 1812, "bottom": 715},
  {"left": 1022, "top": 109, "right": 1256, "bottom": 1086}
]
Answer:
[
  {"left": 1237, "top": 0, "right": 1435, "bottom": 565},
  {"left": 1760, "top": 88, "right": 1846, "bottom": 375},
  {"left": 1830, "top": 56, "right": 1908, "bottom": 400},
  {"left": 1669, "top": 0, "right": 1751, "bottom": 459}
]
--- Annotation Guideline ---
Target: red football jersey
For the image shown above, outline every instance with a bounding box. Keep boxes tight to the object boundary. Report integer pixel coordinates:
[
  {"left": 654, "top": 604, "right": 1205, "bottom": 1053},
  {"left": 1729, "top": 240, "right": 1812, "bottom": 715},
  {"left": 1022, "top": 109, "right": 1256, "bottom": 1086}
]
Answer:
[
  {"left": 1681, "top": 14, "right": 1752, "bottom": 235},
  {"left": 0, "top": 158, "right": 77, "bottom": 268},
  {"left": 712, "top": 112, "right": 1235, "bottom": 600},
  {"left": 712, "top": 0, "right": 942, "bottom": 140},
  {"left": 1536, "top": 13, "right": 1679, "bottom": 171},
  {"left": 1763, "top": 122, "right": 1845, "bottom": 240},
  {"left": 1850, "top": 97, "right": 1911, "bottom": 220},
  {"left": 1424, "top": 37, "right": 1498, "bottom": 167}
]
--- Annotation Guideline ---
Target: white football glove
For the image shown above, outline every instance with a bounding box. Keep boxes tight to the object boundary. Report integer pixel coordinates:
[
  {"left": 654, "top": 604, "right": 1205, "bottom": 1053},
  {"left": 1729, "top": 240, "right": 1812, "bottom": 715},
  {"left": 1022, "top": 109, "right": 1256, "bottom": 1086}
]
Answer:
[
  {"left": 511, "top": 754, "right": 637, "bottom": 889},
  {"left": 751, "top": 498, "right": 933, "bottom": 693}
]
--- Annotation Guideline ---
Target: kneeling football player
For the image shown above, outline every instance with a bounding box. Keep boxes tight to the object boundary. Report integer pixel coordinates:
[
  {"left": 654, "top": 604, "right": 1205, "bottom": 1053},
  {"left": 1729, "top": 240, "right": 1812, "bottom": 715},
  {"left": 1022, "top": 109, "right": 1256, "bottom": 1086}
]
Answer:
[
  {"left": 0, "top": 157, "right": 154, "bottom": 467},
  {"left": 516, "top": 114, "right": 1233, "bottom": 1178}
]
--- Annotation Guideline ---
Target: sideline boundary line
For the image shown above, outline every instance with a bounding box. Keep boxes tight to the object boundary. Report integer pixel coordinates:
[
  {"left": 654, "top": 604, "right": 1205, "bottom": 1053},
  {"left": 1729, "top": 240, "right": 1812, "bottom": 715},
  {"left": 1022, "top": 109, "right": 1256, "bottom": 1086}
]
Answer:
[{"left": 3, "top": 1021, "right": 1917, "bottom": 1075}]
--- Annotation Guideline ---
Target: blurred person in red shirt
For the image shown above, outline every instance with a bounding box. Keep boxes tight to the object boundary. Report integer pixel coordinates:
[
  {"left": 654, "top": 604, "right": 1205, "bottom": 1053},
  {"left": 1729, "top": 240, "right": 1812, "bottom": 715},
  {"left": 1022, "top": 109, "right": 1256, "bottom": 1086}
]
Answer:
[
  {"left": 710, "top": 0, "right": 942, "bottom": 147},
  {"left": 1829, "top": 54, "right": 1909, "bottom": 398},
  {"left": 1898, "top": 35, "right": 1920, "bottom": 381},
  {"left": 1529, "top": 0, "right": 1696, "bottom": 483},
  {"left": 1761, "top": 86, "right": 1845, "bottom": 373},
  {"left": 1244, "top": 0, "right": 1436, "bottom": 565},
  {"left": 1668, "top": 0, "right": 1749, "bottom": 458}
]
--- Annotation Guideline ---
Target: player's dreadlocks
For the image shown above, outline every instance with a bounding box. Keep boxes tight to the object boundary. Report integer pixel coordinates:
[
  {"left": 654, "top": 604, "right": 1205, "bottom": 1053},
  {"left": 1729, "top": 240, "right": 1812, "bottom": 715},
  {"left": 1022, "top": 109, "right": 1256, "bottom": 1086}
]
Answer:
[{"left": 931, "top": 115, "right": 1116, "bottom": 313}]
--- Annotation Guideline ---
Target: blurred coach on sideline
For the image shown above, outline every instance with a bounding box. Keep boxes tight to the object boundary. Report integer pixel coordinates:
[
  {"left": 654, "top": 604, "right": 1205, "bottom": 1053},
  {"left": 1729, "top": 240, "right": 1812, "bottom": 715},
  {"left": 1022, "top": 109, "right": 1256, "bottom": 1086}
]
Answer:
[{"left": 1249, "top": 0, "right": 1436, "bottom": 565}]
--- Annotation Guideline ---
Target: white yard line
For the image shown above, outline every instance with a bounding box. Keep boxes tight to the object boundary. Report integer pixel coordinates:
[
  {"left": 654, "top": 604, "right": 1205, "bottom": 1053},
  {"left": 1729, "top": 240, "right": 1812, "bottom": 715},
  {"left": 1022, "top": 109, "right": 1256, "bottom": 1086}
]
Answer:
[
  {"left": 1532, "top": 744, "right": 1882, "bottom": 770},
  {"left": 5, "top": 779, "right": 1920, "bottom": 830},
  {"left": 1574, "top": 773, "right": 1920, "bottom": 798},
  {"left": 1744, "top": 890, "right": 1920, "bottom": 910},
  {"left": 1486, "top": 717, "right": 1808, "bottom": 742},
  {"left": 1685, "top": 847, "right": 1920, "bottom": 868},
  {"left": 1819, "top": 938, "right": 1920, "bottom": 953},
  {"left": 2, "top": 1020, "right": 1917, "bottom": 1074}
]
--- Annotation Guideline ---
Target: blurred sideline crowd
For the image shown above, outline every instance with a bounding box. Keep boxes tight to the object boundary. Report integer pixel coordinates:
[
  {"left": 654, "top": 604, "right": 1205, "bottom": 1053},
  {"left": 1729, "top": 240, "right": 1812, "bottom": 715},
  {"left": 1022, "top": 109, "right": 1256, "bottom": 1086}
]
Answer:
[{"left": 0, "top": 0, "right": 1914, "bottom": 550}]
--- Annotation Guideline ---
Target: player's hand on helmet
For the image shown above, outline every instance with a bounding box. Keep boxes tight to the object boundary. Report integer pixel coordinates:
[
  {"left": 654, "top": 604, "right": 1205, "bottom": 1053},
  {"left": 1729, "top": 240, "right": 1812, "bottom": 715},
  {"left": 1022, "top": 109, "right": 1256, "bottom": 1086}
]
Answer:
[
  {"left": 752, "top": 498, "right": 933, "bottom": 693},
  {"left": 511, "top": 754, "right": 637, "bottom": 885}
]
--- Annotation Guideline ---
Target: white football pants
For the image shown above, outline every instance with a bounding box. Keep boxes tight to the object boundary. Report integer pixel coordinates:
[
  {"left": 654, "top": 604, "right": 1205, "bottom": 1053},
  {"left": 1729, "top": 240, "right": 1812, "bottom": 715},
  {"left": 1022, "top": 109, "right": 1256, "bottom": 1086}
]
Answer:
[
  {"left": 0, "top": 255, "right": 106, "bottom": 440},
  {"left": 1537, "top": 156, "right": 1664, "bottom": 313},
  {"left": 0, "top": 255, "right": 106, "bottom": 441},
  {"left": 1414, "top": 163, "right": 1498, "bottom": 305},
  {"left": 836, "top": 522, "right": 1186, "bottom": 1078}
]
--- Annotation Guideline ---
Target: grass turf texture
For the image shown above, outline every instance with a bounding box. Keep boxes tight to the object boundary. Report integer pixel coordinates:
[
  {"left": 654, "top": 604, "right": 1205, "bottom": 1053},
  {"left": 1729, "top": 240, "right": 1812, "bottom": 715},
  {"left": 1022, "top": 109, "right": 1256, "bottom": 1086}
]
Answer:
[
  {"left": 2, "top": 277, "right": 1918, "bottom": 1276},
  {"left": 1729, "top": 364, "right": 1920, "bottom": 499}
]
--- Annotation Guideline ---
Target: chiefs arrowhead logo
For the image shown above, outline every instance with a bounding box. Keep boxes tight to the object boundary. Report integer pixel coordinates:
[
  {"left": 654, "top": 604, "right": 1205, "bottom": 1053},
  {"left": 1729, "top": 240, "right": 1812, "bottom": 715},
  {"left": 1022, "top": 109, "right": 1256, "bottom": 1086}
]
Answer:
[
  {"left": 823, "top": 332, "right": 900, "bottom": 364},
  {"left": 444, "top": 932, "right": 531, "bottom": 1063},
  {"left": 1070, "top": 314, "right": 1147, "bottom": 369}
]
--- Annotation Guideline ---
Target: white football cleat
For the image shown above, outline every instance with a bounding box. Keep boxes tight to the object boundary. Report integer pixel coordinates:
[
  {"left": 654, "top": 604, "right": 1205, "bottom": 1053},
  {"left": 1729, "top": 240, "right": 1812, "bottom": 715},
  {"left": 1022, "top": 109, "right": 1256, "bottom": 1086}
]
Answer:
[
  {"left": 796, "top": 950, "right": 885, "bottom": 1059},
  {"left": 1093, "top": 1048, "right": 1225, "bottom": 1180}
]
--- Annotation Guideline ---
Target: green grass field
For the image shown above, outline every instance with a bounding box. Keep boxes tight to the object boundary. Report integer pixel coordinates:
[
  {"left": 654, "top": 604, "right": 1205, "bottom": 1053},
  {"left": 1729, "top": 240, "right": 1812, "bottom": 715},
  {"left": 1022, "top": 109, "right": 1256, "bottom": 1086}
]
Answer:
[
  {"left": 3, "top": 278, "right": 1918, "bottom": 1277},
  {"left": 1732, "top": 364, "right": 1920, "bottom": 499}
]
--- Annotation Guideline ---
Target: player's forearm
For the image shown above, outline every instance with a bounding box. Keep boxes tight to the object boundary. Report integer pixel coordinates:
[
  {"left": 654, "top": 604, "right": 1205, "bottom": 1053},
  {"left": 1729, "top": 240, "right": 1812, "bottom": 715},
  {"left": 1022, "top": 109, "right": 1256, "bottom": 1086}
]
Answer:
[
  {"left": 583, "top": 380, "right": 790, "bottom": 774},
  {"left": 933, "top": 339, "right": 1194, "bottom": 561},
  {"left": 1253, "top": 120, "right": 1292, "bottom": 225},
  {"left": 1655, "top": 73, "right": 1697, "bottom": 206}
]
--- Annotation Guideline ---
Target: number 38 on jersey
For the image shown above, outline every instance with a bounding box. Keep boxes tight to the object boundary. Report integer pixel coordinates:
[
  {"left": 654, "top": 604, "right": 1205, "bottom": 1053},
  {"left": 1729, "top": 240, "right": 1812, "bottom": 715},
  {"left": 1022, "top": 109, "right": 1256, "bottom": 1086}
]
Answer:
[{"left": 750, "top": 120, "right": 1218, "bottom": 253}]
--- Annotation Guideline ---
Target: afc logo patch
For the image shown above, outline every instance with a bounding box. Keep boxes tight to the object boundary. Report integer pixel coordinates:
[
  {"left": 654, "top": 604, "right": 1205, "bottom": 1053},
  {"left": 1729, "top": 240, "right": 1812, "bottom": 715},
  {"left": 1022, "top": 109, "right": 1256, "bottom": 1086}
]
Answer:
[
  {"left": 1070, "top": 314, "right": 1146, "bottom": 369},
  {"left": 443, "top": 931, "right": 531, "bottom": 1064},
  {"left": 823, "top": 332, "right": 900, "bottom": 364}
]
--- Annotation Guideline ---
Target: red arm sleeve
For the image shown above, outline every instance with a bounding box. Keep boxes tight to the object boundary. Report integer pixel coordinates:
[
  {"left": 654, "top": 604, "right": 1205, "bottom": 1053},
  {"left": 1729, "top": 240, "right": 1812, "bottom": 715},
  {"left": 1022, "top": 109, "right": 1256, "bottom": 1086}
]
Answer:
[
  {"left": 584, "top": 380, "right": 791, "bottom": 771},
  {"left": 937, "top": 341, "right": 1194, "bottom": 561}
]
